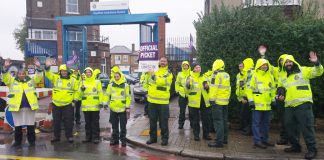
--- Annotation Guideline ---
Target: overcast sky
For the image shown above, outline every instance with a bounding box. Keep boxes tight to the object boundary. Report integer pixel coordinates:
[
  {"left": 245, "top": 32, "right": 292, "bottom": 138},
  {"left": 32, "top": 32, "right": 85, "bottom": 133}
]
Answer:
[{"left": 0, "top": 0, "right": 204, "bottom": 60}]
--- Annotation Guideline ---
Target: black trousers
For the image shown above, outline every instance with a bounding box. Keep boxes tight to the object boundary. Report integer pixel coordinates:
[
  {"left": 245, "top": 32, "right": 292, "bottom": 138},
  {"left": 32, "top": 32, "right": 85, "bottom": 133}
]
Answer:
[
  {"left": 110, "top": 111, "right": 127, "bottom": 143},
  {"left": 15, "top": 125, "right": 35, "bottom": 144},
  {"left": 188, "top": 98, "right": 210, "bottom": 138},
  {"left": 144, "top": 95, "right": 149, "bottom": 114},
  {"left": 178, "top": 96, "right": 188, "bottom": 127},
  {"left": 52, "top": 103, "right": 74, "bottom": 139},
  {"left": 148, "top": 103, "right": 169, "bottom": 141},
  {"left": 75, "top": 100, "right": 81, "bottom": 123},
  {"left": 277, "top": 101, "right": 288, "bottom": 142},
  {"left": 240, "top": 101, "right": 251, "bottom": 132},
  {"left": 84, "top": 111, "right": 100, "bottom": 140}
]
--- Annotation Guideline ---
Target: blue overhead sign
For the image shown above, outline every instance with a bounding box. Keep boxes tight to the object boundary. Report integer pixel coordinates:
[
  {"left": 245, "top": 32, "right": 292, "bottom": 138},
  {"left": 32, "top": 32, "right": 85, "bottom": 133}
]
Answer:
[{"left": 90, "top": 0, "right": 129, "bottom": 15}]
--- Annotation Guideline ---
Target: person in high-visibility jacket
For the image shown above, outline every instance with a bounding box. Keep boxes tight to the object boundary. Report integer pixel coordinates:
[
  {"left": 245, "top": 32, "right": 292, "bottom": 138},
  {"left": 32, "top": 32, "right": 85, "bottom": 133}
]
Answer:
[
  {"left": 207, "top": 59, "right": 231, "bottom": 148},
  {"left": 236, "top": 58, "right": 254, "bottom": 136},
  {"left": 104, "top": 71, "right": 131, "bottom": 147},
  {"left": 175, "top": 61, "right": 190, "bottom": 129},
  {"left": 79, "top": 67, "right": 103, "bottom": 144},
  {"left": 2, "top": 58, "right": 43, "bottom": 147},
  {"left": 93, "top": 69, "right": 101, "bottom": 80},
  {"left": 186, "top": 64, "right": 211, "bottom": 141},
  {"left": 140, "top": 71, "right": 149, "bottom": 115},
  {"left": 45, "top": 58, "right": 79, "bottom": 143},
  {"left": 146, "top": 57, "right": 173, "bottom": 146},
  {"left": 71, "top": 69, "right": 82, "bottom": 125},
  {"left": 277, "top": 52, "right": 323, "bottom": 159},
  {"left": 110, "top": 65, "right": 126, "bottom": 83},
  {"left": 272, "top": 54, "right": 290, "bottom": 145},
  {"left": 246, "top": 58, "right": 276, "bottom": 149}
]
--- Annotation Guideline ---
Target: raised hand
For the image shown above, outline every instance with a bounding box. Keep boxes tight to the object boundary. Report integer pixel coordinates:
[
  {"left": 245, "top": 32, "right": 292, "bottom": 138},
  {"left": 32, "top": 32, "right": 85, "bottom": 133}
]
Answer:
[
  {"left": 34, "top": 57, "right": 41, "bottom": 68},
  {"left": 309, "top": 51, "right": 318, "bottom": 64},
  {"left": 4, "top": 58, "right": 12, "bottom": 69},
  {"left": 45, "top": 57, "right": 52, "bottom": 67}
]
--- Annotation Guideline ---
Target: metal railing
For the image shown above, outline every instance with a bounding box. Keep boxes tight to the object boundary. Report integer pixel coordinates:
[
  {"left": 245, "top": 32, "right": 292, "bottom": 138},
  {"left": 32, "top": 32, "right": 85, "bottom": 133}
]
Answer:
[{"left": 243, "top": 0, "right": 302, "bottom": 8}]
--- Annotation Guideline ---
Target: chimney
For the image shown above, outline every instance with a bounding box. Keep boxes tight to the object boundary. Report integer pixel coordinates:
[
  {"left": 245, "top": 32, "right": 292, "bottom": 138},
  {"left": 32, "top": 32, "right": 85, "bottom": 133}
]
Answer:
[{"left": 132, "top": 44, "right": 135, "bottom": 52}]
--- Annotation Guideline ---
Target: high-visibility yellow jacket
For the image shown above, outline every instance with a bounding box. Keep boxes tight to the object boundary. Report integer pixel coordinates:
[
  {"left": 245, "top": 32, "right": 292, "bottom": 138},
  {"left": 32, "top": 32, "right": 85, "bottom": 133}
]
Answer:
[
  {"left": 272, "top": 54, "right": 289, "bottom": 87},
  {"left": 278, "top": 55, "right": 324, "bottom": 107},
  {"left": 175, "top": 61, "right": 190, "bottom": 98},
  {"left": 45, "top": 66, "right": 78, "bottom": 107},
  {"left": 208, "top": 59, "right": 231, "bottom": 106},
  {"left": 71, "top": 73, "right": 82, "bottom": 101},
  {"left": 2, "top": 69, "right": 43, "bottom": 111},
  {"left": 140, "top": 72, "right": 149, "bottom": 91},
  {"left": 79, "top": 67, "right": 103, "bottom": 111},
  {"left": 105, "top": 76, "right": 131, "bottom": 113},
  {"left": 147, "top": 66, "right": 173, "bottom": 104},
  {"left": 236, "top": 58, "right": 254, "bottom": 101},
  {"left": 246, "top": 59, "right": 276, "bottom": 111},
  {"left": 186, "top": 71, "right": 210, "bottom": 108}
]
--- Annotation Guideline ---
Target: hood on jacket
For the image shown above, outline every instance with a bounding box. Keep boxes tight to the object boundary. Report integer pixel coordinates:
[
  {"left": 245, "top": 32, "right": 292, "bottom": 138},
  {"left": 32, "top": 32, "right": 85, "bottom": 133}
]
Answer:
[
  {"left": 277, "top": 54, "right": 289, "bottom": 71},
  {"left": 84, "top": 67, "right": 94, "bottom": 81},
  {"left": 243, "top": 58, "right": 254, "bottom": 72},
  {"left": 212, "top": 59, "right": 225, "bottom": 71},
  {"left": 282, "top": 55, "right": 301, "bottom": 72},
  {"left": 255, "top": 59, "right": 270, "bottom": 73},
  {"left": 181, "top": 61, "right": 190, "bottom": 74}
]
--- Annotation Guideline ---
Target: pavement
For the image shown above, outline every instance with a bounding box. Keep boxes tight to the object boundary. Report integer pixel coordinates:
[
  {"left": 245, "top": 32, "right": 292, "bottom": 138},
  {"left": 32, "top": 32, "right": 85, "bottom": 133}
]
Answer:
[{"left": 126, "top": 97, "right": 324, "bottom": 160}]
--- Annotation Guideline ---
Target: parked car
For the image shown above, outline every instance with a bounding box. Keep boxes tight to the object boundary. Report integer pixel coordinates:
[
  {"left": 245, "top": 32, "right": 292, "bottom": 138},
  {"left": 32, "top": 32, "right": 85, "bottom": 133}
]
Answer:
[
  {"left": 130, "top": 72, "right": 141, "bottom": 80},
  {"left": 125, "top": 74, "right": 139, "bottom": 85},
  {"left": 99, "top": 73, "right": 110, "bottom": 88}
]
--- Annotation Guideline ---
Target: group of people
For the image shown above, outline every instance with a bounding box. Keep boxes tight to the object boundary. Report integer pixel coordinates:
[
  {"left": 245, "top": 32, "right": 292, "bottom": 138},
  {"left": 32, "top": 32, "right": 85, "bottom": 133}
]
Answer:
[
  {"left": 3, "top": 44, "right": 322, "bottom": 159},
  {"left": 3, "top": 57, "right": 131, "bottom": 148},
  {"left": 173, "top": 45, "right": 322, "bottom": 159}
]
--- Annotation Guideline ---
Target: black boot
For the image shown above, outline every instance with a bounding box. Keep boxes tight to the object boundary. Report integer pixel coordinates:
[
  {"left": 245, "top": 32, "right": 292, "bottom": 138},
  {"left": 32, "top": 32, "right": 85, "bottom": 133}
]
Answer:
[
  {"left": 27, "top": 126, "right": 36, "bottom": 147},
  {"left": 305, "top": 150, "right": 317, "bottom": 159},
  {"left": 12, "top": 126, "right": 22, "bottom": 148},
  {"left": 146, "top": 139, "right": 157, "bottom": 144}
]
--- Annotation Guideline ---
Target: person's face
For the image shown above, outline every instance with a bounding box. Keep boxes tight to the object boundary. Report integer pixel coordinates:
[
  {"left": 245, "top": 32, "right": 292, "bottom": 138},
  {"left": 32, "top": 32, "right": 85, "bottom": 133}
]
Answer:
[
  {"left": 238, "top": 63, "right": 244, "bottom": 72},
  {"left": 114, "top": 73, "right": 121, "bottom": 81},
  {"left": 193, "top": 65, "right": 201, "bottom": 73},
  {"left": 17, "top": 70, "right": 26, "bottom": 81},
  {"left": 259, "top": 63, "right": 268, "bottom": 72},
  {"left": 61, "top": 70, "right": 68, "bottom": 77},
  {"left": 285, "top": 60, "right": 294, "bottom": 71},
  {"left": 85, "top": 70, "right": 92, "bottom": 78},
  {"left": 159, "top": 58, "right": 168, "bottom": 67},
  {"left": 258, "top": 46, "right": 267, "bottom": 55},
  {"left": 183, "top": 64, "right": 189, "bottom": 70}
]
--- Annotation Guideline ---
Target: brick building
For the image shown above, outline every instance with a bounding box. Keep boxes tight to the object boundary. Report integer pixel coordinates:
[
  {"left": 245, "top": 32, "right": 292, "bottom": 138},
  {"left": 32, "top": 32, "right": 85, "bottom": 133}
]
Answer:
[
  {"left": 110, "top": 44, "right": 138, "bottom": 74},
  {"left": 25, "top": 0, "right": 110, "bottom": 73}
]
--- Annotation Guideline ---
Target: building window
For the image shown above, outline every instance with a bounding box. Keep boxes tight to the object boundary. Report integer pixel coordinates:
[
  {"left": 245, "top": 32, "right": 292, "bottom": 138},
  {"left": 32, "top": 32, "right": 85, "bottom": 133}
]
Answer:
[
  {"left": 243, "top": 0, "right": 301, "bottom": 7},
  {"left": 123, "top": 55, "right": 128, "bottom": 62},
  {"left": 66, "top": 0, "right": 79, "bottom": 14},
  {"left": 43, "top": 31, "right": 53, "bottom": 40},
  {"left": 133, "top": 56, "right": 138, "bottom": 64},
  {"left": 68, "top": 31, "right": 82, "bottom": 41},
  {"left": 37, "top": 1, "right": 43, "bottom": 8},
  {"left": 34, "top": 31, "right": 42, "bottom": 39},
  {"left": 91, "top": 51, "right": 96, "bottom": 57},
  {"left": 115, "top": 55, "right": 121, "bottom": 64}
]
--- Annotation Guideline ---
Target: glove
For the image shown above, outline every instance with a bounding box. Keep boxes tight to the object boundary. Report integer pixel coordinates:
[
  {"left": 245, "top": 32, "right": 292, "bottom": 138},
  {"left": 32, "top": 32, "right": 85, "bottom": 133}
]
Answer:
[
  {"left": 276, "top": 87, "right": 286, "bottom": 97},
  {"left": 81, "top": 86, "right": 86, "bottom": 92},
  {"left": 271, "top": 101, "right": 277, "bottom": 109},
  {"left": 249, "top": 105, "right": 255, "bottom": 110}
]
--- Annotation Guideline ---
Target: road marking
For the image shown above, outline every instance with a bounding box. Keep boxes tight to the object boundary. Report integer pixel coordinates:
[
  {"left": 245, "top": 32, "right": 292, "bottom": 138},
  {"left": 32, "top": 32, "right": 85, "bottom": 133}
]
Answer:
[
  {"left": 0, "top": 155, "right": 69, "bottom": 160},
  {"left": 141, "top": 129, "right": 161, "bottom": 136}
]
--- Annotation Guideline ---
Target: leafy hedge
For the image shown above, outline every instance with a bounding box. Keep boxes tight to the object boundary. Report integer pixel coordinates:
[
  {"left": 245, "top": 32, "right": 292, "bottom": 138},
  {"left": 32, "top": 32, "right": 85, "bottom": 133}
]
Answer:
[{"left": 194, "top": 2, "right": 324, "bottom": 119}]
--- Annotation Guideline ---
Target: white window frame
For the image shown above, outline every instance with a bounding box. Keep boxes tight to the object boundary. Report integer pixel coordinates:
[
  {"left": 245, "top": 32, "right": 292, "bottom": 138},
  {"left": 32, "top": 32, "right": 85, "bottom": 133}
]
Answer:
[
  {"left": 37, "top": 1, "right": 43, "bottom": 8},
  {"left": 68, "top": 31, "right": 82, "bottom": 41},
  {"left": 115, "top": 55, "right": 121, "bottom": 64},
  {"left": 29, "top": 29, "right": 57, "bottom": 40},
  {"left": 66, "top": 0, "right": 79, "bottom": 14},
  {"left": 123, "top": 55, "right": 128, "bottom": 63}
]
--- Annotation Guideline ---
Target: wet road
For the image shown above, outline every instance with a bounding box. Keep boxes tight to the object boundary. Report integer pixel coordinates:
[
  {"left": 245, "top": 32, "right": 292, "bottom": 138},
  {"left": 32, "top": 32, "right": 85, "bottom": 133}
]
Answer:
[{"left": 0, "top": 87, "right": 193, "bottom": 160}]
